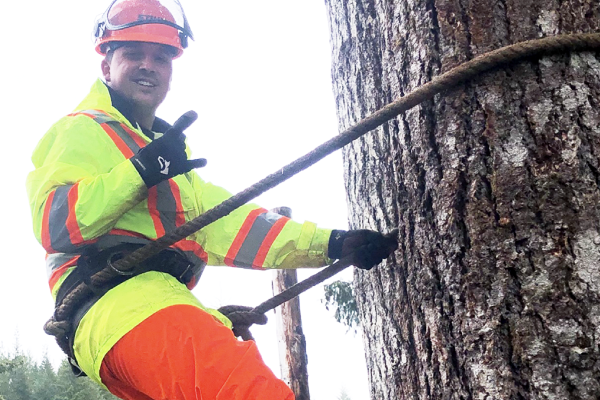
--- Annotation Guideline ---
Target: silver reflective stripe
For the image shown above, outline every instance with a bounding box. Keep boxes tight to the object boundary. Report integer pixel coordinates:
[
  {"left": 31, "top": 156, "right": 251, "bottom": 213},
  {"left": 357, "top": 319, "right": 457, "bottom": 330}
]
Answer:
[
  {"left": 155, "top": 181, "right": 178, "bottom": 233},
  {"left": 106, "top": 121, "right": 143, "bottom": 152},
  {"left": 80, "top": 110, "right": 117, "bottom": 124},
  {"left": 233, "top": 212, "right": 284, "bottom": 268},
  {"left": 48, "top": 185, "right": 80, "bottom": 253},
  {"left": 77, "top": 110, "right": 144, "bottom": 152},
  {"left": 46, "top": 253, "right": 78, "bottom": 279}
]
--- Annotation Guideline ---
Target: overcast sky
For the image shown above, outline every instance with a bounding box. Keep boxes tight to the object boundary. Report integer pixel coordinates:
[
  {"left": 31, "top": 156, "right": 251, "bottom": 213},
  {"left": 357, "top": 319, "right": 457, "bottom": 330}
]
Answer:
[{"left": 1, "top": 1, "right": 371, "bottom": 399}]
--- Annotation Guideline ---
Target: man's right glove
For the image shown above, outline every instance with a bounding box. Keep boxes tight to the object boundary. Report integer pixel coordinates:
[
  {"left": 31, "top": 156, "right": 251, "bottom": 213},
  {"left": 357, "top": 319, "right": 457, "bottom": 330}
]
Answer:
[
  {"left": 131, "top": 111, "right": 207, "bottom": 188},
  {"left": 328, "top": 229, "right": 398, "bottom": 270}
]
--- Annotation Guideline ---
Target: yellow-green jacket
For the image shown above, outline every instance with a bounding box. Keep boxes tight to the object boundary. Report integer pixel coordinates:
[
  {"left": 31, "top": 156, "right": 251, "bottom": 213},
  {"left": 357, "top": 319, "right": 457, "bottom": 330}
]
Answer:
[{"left": 26, "top": 79, "right": 333, "bottom": 385}]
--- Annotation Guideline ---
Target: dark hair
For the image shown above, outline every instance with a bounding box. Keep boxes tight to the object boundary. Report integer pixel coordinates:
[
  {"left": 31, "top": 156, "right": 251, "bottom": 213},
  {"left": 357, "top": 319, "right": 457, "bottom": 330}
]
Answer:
[{"left": 102, "top": 42, "right": 124, "bottom": 63}]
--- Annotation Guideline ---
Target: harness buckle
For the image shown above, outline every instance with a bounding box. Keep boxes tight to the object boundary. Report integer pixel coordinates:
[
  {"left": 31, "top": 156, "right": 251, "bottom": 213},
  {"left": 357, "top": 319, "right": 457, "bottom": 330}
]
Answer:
[{"left": 107, "top": 251, "right": 135, "bottom": 276}]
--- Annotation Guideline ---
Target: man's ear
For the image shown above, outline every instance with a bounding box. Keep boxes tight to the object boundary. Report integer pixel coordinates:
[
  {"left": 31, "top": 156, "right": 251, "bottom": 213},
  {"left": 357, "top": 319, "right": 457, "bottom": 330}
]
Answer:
[{"left": 101, "top": 58, "right": 111, "bottom": 83}]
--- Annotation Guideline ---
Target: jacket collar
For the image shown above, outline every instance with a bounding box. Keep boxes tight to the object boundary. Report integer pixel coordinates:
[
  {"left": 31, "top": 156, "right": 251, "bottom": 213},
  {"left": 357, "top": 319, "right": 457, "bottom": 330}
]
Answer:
[{"left": 74, "top": 79, "right": 171, "bottom": 137}]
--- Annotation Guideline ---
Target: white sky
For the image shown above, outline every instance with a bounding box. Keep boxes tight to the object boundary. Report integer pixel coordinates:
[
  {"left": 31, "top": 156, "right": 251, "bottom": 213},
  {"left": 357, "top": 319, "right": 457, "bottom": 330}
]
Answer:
[{"left": 1, "top": 1, "right": 371, "bottom": 399}]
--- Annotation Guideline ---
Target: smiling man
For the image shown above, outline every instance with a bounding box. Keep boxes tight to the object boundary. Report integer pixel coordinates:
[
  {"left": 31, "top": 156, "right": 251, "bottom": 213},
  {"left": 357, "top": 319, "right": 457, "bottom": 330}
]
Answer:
[
  {"left": 102, "top": 42, "right": 173, "bottom": 129},
  {"left": 26, "top": 0, "right": 397, "bottom": 399}
]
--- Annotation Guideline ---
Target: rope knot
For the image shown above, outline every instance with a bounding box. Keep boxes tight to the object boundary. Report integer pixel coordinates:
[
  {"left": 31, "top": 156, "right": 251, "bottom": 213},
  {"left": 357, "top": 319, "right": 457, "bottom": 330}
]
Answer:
[
  {"left": 217, "top": 305, "right": 268, "bottom": 341},
  {"left": 43, "top": 318, "right": 70, "bottom": 337}
]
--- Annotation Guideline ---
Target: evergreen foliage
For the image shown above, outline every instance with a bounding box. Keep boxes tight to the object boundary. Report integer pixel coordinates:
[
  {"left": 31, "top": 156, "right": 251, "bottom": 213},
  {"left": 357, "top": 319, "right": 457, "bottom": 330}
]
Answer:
[
  {"left": 0, "top": 351, "right": 118, "bottom": 400},
  {"left": 323, "top": 280, "right": 360, "bottom": 332}
]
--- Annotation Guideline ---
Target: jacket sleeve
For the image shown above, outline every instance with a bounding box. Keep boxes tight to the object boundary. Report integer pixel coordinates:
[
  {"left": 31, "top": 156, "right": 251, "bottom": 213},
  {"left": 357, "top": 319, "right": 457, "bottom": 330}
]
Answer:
[
  {"left": 188, "top": 173, "right": 333, "bottom": 270},
  {"left": 26, "top": 115, "right": 147, "bottom": 254}
]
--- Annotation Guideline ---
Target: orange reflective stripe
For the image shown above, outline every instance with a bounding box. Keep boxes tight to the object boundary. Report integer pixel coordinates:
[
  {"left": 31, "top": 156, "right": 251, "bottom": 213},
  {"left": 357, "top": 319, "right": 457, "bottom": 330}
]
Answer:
[
  {"left": 68, "top": 110, "right": 115, "bottom": 123},
  {"left": 108, "top": 229, "right": 148, "bottom": 239},
  {"left": 252, "top": 216, "right": 290, "bottom": 269},
  {"left": 224, "top": 208, "right": 267, "bottom": 266},
  {"left": 122, "top": 124, "right": 147, "bottom": 149},
  {"left": 173, "top": 240, "right": 208, "bottom": 289},
  {"left": 69, "top": 111, "right": 103, "bottom": 120},
  {"left": 66, "top": 182, "right": 84, "bottom": 245},
  {"left": 42, "top": 190, "right": 56, "bottom": 253},
  {"left": 168, "top": 180, "right": 186, "bottom": 227},
  {"left": 174, "top": 240, "right": 208, "bottom": 263},
  {"left": 147, "top": 186, "right": 165, "bottom": 237},
  {"left": 100, "top": 123, "right": 135, "bottom": 158},
  {"left": 48, "top": 256, "right": 79, "bottom": 292},
  {"left": 43, "top": 185, "right": 91, "bottom": 253},
  {"left": 70, "top": 110, "right": 142, "bottom": 158},
  {"left": 225, "top": 210, "right": 288, "bottom": 269}
]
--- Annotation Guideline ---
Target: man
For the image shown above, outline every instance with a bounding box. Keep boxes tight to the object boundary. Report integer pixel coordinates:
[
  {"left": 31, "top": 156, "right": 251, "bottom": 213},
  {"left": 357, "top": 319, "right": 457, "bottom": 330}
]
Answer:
[{"left": 26, "top": 0, "right": 397, "bottom": 399}]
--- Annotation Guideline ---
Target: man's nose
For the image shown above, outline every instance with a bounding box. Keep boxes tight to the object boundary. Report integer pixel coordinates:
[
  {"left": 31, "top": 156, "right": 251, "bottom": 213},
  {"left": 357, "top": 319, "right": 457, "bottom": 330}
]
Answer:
[{"left": 139, "top": 55, "right": 156, "bottom": 71}]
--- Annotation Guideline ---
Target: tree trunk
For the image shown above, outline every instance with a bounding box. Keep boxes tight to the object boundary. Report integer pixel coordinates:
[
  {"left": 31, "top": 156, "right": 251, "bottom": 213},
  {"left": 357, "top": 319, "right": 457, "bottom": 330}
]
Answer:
[
  {"left": 270, "top": 207, "right": 310, "bottom": 400},
  {"left": 325, "top": 0, "right": 600, "bottom": 399},
  {"left": 273, "top": 269, "right": 310, "bottom": 400}
]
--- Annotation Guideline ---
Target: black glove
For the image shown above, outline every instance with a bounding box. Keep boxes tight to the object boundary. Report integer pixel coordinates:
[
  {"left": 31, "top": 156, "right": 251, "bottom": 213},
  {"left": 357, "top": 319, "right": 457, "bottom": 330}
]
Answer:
[
  {"left": 328, "top": 229, "right": 398, "bottom": 270},
  {"left": 131, "top": 111, "right": 207, "bottom": 188}
]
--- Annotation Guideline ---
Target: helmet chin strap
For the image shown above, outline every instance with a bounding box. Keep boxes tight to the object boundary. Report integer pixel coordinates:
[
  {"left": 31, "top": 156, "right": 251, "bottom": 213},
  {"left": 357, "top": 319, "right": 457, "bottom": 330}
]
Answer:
[{"left": 179, "top": 32, "right": 188, "bottom": 49}]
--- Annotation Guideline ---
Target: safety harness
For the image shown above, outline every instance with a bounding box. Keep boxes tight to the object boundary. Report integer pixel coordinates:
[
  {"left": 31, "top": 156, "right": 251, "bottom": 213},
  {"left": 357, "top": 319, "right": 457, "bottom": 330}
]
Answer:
[{"left": 54, "top": 244, "right": 196, "bottom": 375}]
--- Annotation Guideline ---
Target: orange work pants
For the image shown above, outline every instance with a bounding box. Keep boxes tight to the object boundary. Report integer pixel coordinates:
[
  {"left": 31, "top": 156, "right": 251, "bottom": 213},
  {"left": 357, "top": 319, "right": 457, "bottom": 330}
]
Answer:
[{"left": 99, "top": 304, "right": 294, "bottom": 400}]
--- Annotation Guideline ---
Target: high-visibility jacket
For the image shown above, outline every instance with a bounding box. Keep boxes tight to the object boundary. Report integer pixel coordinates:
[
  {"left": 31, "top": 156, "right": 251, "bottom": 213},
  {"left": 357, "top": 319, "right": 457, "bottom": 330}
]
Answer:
[{"left": 26, "top": 79, "right": 333, "bottom": 386}]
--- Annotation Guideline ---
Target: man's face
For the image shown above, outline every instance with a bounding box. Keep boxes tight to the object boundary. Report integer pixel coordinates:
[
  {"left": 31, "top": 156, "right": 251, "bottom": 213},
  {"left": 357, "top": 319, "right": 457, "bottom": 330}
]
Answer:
[{"left": 102, "top": 42, "right": 174, "bottom": 112}]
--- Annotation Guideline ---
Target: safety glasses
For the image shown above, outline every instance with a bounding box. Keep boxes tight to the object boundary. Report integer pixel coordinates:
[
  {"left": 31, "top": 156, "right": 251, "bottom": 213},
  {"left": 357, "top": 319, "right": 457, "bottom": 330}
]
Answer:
[{"left": 94, "top": 0, "right": 194, "bottom": 43}]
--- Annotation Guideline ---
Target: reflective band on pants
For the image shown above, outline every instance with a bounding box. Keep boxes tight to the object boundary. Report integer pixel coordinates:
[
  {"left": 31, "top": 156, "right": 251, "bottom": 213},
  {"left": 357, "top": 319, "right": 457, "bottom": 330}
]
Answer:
[{"left": 99, "top": 304, "right": 294, "bottom": 400}]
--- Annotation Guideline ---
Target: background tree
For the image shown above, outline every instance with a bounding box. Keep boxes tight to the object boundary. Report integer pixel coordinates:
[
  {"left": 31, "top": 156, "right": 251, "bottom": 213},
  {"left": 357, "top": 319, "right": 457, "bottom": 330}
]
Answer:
[
  {"left": 338, "top": 388, "right": 353, "bottom": 400},
  {"left": 323, "top": 280, "right": 360, "bottom": 332},
  {"left": 31, "top": 355, "right": 59, "bottom": 400},
  {"left": 0, "top": 351, "right": 118, "bottom": 400},
  {"left": 325, "top": 0, "right": 600, "bottom": 399}
]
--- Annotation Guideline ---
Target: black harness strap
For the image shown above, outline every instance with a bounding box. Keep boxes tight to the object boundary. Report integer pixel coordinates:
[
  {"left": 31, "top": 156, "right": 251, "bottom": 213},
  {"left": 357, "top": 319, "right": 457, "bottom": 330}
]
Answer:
[{"left": 54, "top": 244, "right": 195, "bottom": 376}]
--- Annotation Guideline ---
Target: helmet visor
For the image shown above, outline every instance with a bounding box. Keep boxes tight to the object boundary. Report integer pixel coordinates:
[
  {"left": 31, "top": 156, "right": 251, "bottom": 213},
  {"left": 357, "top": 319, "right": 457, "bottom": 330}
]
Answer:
[{"left": 97, "top": 0, "right": 193, "bottom": 40}]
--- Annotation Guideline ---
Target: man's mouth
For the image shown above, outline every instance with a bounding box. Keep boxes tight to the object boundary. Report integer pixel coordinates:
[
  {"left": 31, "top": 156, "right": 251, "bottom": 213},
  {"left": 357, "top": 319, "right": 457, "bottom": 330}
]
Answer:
[{"left": 134, "top": 79, "right": 156, "bottom": 88}]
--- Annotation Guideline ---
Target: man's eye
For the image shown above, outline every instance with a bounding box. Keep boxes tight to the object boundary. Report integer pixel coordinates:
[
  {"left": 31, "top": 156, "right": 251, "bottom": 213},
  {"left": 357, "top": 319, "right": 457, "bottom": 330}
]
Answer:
[
  {"left": 124, "top": 52, "right": 143, "bottom": 60},
  {"left": 155, "top": 55, "right": 170, "bottom": 64}
]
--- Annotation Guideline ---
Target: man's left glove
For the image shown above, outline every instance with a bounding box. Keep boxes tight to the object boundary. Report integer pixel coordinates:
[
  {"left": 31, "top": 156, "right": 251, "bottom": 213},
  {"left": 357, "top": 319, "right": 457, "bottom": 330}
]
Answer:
[
  {"left": 131, "top": 110, "right": 207, "bottom": 188},
  {"left": 328, "top": 229, "right": 398, "bottom": 270}
]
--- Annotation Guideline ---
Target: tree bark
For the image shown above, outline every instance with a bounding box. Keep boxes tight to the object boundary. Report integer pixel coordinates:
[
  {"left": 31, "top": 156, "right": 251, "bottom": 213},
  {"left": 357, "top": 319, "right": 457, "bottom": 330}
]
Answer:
[{"left": 325, "top": 0, "right": 600, "bottom": 399}]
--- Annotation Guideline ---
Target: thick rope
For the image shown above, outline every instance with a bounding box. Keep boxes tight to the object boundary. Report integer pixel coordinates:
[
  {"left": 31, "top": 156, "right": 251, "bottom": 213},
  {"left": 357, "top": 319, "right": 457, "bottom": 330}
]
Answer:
[
  {"left": 217, "top": 305, "right": 269, "bottom": 341},
  {"left": 218, "top": 256, "right": 357, "bottom": 340},
  {"left": 46, "top": 32, "right": 600, "bottom": 336}
]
